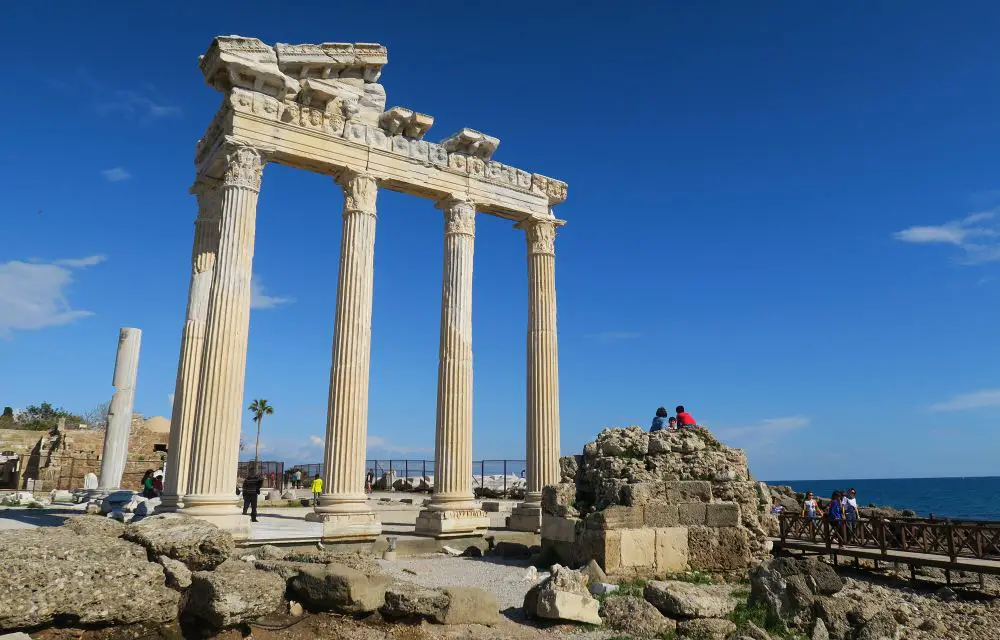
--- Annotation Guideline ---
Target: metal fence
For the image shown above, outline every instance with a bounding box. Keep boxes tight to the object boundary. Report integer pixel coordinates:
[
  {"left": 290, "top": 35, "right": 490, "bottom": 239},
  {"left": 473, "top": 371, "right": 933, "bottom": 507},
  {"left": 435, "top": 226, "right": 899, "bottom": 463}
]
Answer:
[
  {"left": 236, "top": 460, "right": 284, "bottom": 490},
  {"left": 280, "top": 459, "right": 528, "bottom": 497}
]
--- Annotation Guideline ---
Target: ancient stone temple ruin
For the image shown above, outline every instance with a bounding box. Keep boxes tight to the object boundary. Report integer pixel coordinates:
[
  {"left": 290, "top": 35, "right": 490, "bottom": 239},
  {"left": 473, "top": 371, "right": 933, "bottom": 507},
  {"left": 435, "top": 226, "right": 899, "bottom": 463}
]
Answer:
[
  {"left": 541, "top": 427, "right": 771, "bottom": 575},
  {"left": 161, "top": 36, "right": 568, "bottom": 541}
]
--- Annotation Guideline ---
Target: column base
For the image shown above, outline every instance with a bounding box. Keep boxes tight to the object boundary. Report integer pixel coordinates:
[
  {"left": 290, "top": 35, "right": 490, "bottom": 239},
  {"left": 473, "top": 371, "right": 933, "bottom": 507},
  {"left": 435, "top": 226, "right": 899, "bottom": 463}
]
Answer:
[
  {"left": 414, "top": 508, "right": 490, "bottom": 538},
  {"left": 305, "top": 510, "right": 382, "bottom": 542},
  {"left": 155, "top": 494, "right": 183, "bottom": 513},
  {"left": 508, "top": 503, "right": 543, "bottom": 532},
  {"left": 182, "top": 495, "right": 251, "bottom": 540}
]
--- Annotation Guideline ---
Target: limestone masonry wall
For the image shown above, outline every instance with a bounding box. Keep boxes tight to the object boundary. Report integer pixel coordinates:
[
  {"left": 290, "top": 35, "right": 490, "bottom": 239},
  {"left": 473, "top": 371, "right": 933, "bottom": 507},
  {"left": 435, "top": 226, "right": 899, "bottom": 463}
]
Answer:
[{"left": 541, "top": 426, "right": 772, "bottom": 577}]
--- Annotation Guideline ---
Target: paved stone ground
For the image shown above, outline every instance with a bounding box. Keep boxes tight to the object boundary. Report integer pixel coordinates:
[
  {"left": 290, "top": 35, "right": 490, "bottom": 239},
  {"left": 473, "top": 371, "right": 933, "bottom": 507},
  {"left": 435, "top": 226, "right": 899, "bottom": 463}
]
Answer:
[{"left": 0, "top": 494, "right": 521, "bottom": 543}]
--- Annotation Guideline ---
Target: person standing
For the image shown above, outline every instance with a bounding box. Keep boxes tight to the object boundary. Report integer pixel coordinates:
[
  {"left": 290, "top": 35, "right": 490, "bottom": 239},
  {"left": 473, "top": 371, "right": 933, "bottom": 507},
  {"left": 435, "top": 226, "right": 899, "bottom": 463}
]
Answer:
[
  {"left": 675, "top": 405, "right": 697, "bottom": 427},
  {"left": 650, "top": 407, "right": 670, "bottom": 432},
  {"left": 311, "top": 474, "right": 323, "bottom": 506},
  {"left": 293, "top": 469, "right": 302, "bottom": 489},
  {"left": 365, "top": 469, "right": 374, "bottom": 495},
  {"left": 844, "top": 487, "right": 859, "bottom": 541},
  {"left": 242, "top": 470, "right": 262, "bottom": 522},
  {"left": 152, "top": 470, "right": 164, "bottom": 497},
  {"left": 802, "top": 491, "right": 821, "bottom": 521}
]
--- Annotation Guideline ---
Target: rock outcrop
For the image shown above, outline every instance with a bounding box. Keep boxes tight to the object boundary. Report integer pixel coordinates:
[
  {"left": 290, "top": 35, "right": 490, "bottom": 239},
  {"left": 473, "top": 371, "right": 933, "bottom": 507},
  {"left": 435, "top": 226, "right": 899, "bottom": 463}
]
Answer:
[
  {"left": 183, "top": 560, "right": 286, "bottom": 628},
  {"left": 289, "top": 563, "right": 390, "bottom": 614},
  {"left": 542, "top": 426, "right": 770, "bottom": 576},
  {"left": 0, "top": 529, "right": 178, "bottom": 631},
  {"left": 381, "top": 585, "right": 501, "bottom": 625},
  {"left": 123, "top": 513, "right": 234, "bottom": 570},
  {"left": 524, "top": 566, "right": 602, "bottom": 625}
]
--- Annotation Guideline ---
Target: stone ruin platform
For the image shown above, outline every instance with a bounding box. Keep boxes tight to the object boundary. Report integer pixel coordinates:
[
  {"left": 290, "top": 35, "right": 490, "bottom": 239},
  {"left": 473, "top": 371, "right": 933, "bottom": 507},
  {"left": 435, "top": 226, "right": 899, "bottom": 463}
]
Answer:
[{"left": 541, "top": 426, "right": 773, "bottom": 577}]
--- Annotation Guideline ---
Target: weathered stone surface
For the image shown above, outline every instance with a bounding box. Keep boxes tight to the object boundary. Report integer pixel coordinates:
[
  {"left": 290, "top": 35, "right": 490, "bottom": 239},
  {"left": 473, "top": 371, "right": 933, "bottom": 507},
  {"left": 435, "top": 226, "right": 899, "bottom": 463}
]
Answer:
[
  {"left": 253, "top": 559, "right": 317, "bottom": 581},
  {"left": 599, "top": 595, "right": 675, "bottom": 637},
  {"left": 855, "top": 610, "right": 899, "bottom": 640},
  {"left": 705, "top": 502, "right": 740, "bottom": 527},
  {"left": 60, "top": 514, "right": 125, "bottom": 538},
  {"left": 655, "top": 527, "right": 690, "bottom": 572},
  {"left": 382, "top": 585, "right": 449, "bottom": 620},
  {"left": 586, "top": 505, "right": 644, "bottom": 530},
  {"left": 184, "top": 560, "right": 286, "bottom": 628},
  {"left": 256, "top": 544, "right": 288, "bottom": 560},
  {"left": 531, "top": 567, "right": 602, "bottom": 625},
  {"left": 542, "top": 483, "right": 579, "bottom": 517},
  {"left": 582, "top": 558, "right": 608, "bottom": 585},
  {"left": 678, "top": 502, "right": 708, "bottom": 525},
  {"left": 290, "top": 562, "right": 390, "bottom": 613},
  {"left": 663, "top": 480, "right": 713, "bottom": 503},
  {"left": 595, "top": 426, "right": 649, "bottom": 457},
  {"left": 644, "top": 580, "right": 738, "bottom": 619},
  {"left": 750, "top": 558, "right": 843, "bottom": 627},
  {"left": 811, "top": 618, "right": 831, "bottom": 640},
  {"left": 0, "top": 529, "right": 178, "bottom": 630},
  {"left": 620, "top": 528, "right": 657, "bottom": 568},
  {"left": 541, "top": 514, "right": 579, "bottom": 542},
  {"left": 124, "top": 513, "right": 234, "bottom": 570},
  {"left": 687, "top": 525, "right": 751, "bottom": 571},
  {"left": 559, "top": 454, "right": 581, "bottom": 483},
  {"left": 677, "top": 617, "right": 737, "bottom": 639},
  {"left": 159, "top": 555, "right": 193, "bottom": 589},
  {"left": 813, "top": 597, "right": 856, "bottom": 640},
  {"left": 439, "top": 588, "right": 502, "bottom": 625},
  {"left": 644, "top": 503, "right": 679, "bottom": 527}
]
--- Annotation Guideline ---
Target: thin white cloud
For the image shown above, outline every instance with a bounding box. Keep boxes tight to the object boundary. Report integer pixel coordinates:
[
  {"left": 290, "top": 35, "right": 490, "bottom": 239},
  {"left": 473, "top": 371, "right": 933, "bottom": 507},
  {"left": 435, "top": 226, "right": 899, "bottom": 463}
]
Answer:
[
  {"left": 309, "top": 435, "right": 323, "bottom": 446},
  {"left": 168, "top": 393, "right": 175, "bottom": 408},
  {"left": 585, "top": 331, "right": 641, "bottom": 344},
  {"left": 55, "top": 255, "right": 106, "bottom": 267},
  {"left": 250, "top": 275, "right": 294, "bottom": 310},
  {"left": 102, "top": 167, "right": 131, "bottom": 182},
  {"left": 240, "top": 433, "right": 325, "bottom": 463},
  {"left": 928, "top": 389, "right": 1000, "bottom": 411},
  {"left": 97, "top": 88, "right": 181, "bottom": 121},
  {"left": 368, "top": 435, "right": 431, "bottom": 455},
  {"left": 894, "top": 211, "right": 1000, "bottom": 264},
  {"left": 715, "top": 415, "right": 811, "bottom": 444},
  {"left": 0, "top": 257, "right": 105, "bottom": 338}
]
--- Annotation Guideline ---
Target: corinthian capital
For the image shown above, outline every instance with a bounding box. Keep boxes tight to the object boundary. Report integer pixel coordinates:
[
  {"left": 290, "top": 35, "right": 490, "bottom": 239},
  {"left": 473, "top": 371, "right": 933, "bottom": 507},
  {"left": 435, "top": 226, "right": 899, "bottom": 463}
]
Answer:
[
  {"left": 222, "top": 145, "right": 265, "bottom": 192},
  {"left": 337, "top": 169, "right": 378, "bottom": 216},
  {"left": 438, "top": 196, "right": 476, "bottom": 237},
  {"left": 519, "top": 217, "right": 560, "bottom": 256},
  {"left": 191, "top": 178, "right": 223, "bottom": 221}
]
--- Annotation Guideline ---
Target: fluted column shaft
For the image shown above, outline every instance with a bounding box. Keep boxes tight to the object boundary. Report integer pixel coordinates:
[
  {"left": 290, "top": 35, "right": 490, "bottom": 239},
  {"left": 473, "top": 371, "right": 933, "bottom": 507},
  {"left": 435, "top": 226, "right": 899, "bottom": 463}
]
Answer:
[
  {"left": 317, "top": 169, "right": 378, "bottom": 513},
  {"left": 523, "top": 218, "right": 561, "bottom": 505},
  {"left": 159, "top": 180, "right": 222, "bottom": 511},
  {"left": 429, "top": 198, "right": 476, "bottom": 509},
  {"left": 184, "top": 146, "right": 264, "bottom": 515},
  {"left": 97, "top": 328, "right": 142, "bottom": 492}
]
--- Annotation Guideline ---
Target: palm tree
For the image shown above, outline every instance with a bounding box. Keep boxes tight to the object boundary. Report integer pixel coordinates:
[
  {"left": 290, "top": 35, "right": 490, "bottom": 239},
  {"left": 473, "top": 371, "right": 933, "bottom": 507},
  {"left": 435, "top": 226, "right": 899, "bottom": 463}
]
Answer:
[{"left": 248, "top": 399, "right": 273, "bottom": 466}]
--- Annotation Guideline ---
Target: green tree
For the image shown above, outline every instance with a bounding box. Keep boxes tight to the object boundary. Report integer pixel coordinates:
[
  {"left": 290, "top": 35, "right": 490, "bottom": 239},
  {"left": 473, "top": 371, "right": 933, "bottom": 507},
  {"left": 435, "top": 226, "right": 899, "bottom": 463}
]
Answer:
[
  {"left": 0, "top": 406, "right": 13, "bottom": 429},
  {"left": 248, "top": 399, "right": 273, "bottom": 466},
  {"left": 15, "top": 402, "right": 84, "bottom": 432}
]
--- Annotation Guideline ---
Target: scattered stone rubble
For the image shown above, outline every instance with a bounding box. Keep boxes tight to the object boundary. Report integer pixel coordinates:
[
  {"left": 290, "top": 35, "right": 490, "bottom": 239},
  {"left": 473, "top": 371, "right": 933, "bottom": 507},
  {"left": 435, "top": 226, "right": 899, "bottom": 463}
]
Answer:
[{"left": 541, "top": 426, "right": 771, "bottom": 577}]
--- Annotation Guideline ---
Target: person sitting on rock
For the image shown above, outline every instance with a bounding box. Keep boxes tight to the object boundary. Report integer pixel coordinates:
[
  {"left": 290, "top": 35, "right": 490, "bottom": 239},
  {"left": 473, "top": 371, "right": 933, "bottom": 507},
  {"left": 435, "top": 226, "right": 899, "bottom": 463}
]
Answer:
[
  {"left": 650, "top": 407, "right": 670, "bottom": 432},
  {"left": 770, "top": 497, "right": 786, "bottom": 515},
  {"left": 152, "top": 470, "right": 164, "bottom": 496},
  {"left": 675, "top": 405, "right": 697, "bottom": 427},
  {"left": 668, "top": 416, "right": 677, "bottom": 430}
]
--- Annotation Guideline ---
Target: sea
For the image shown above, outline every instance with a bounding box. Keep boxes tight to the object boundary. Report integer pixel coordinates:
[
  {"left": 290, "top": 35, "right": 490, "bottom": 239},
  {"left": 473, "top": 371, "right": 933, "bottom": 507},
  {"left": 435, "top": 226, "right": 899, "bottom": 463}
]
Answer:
[{"left": 766, "top": 476, "right": 1000, "bottom": 521}]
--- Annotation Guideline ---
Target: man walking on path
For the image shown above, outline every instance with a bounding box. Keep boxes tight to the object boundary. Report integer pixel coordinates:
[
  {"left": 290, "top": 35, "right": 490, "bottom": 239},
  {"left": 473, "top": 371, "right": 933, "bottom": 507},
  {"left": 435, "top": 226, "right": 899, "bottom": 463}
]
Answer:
[
  {"left": 242, "top": 470, "right": 262, "bottom": 523},
  {"left": 311, "top": 474, "right": 323, "bottom": 506}
]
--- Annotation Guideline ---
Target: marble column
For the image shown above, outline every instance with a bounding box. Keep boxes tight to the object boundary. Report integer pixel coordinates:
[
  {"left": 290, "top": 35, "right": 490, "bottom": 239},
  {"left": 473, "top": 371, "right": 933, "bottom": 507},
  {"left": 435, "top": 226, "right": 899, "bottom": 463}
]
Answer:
[
  {"left": 158, "top": 179, "right": 222, "bottom": 513},
  {"left": 510, "top": 216, "right": 562, "bottom": 532},
  {"left": 305, "top": 169, "right": 382, "bottom": 542},
  {"left": 182, "top": 145, "right": 265, "bottom": 539},
  {"left": 93, "top": 328, "right": 142, "bottom": 497},
  {"left": 415, "top": 197, "right": 489, "bottom": 538}
]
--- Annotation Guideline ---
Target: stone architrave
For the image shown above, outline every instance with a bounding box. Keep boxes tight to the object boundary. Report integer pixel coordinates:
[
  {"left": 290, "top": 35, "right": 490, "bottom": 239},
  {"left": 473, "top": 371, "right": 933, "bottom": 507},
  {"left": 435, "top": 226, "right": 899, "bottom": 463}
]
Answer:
[
  {"left": 305, "top": 169, "right": 382, "bottom": 542},
  {"left": 159, "top": 179, "right": 222, "bottom": 513},
  {"left": 182, "top": 144, "right": 265, "bottom": 539},
  {"left": 510, "top": 217, "right": 563, "bottom": 532},
  {"left": 93, "top": 328, "right": 142, "bottom": 498},
  {"left": 415, "top": 197, "right": 489, "bottom": 538}
]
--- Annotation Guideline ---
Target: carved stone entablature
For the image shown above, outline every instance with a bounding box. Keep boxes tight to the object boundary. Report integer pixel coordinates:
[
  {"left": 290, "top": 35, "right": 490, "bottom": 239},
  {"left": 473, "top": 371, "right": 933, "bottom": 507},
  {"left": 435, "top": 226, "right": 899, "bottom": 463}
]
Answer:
[
  {"left": 195, "top": 35, "right": 568, "bottom": 210},
  {"left": 200, "top": 36, "right": 300, "bottom": 101},
  {"left": 440, "top": 128, "right": 500, "bottom": 160},
  {"left": 380, "top": 107, "right": 434, "bottom": 139}
]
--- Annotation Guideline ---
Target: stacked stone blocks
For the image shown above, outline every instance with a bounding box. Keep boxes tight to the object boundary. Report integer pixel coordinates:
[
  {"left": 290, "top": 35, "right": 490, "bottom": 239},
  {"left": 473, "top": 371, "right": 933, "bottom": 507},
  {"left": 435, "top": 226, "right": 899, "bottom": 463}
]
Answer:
[{"left": 541, "top": 427, "right": 768, "bottom": 577}]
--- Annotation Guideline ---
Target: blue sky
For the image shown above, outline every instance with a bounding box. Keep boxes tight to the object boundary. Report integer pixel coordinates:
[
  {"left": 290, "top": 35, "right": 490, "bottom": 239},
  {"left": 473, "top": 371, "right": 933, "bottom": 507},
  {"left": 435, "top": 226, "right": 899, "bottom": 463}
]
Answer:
[{"left": 2, "top": 1, "right": 1000, "bottom": 480}]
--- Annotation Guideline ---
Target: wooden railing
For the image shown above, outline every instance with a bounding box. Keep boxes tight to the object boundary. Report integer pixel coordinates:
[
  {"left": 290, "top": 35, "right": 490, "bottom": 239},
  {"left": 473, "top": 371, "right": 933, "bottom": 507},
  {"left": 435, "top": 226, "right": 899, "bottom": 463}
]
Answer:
[{"left": 778, "top": 514, "right": 1000, "bottom": 562}]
